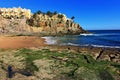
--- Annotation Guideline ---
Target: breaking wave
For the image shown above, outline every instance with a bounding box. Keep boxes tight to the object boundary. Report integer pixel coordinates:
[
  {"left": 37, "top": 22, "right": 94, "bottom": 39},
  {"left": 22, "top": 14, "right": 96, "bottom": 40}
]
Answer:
[
  {"left": 80, "top": 33, "right": 94, "bottom": 36},
  {"left": 41, "top": 37, "right": 57, "bottom": 45}
]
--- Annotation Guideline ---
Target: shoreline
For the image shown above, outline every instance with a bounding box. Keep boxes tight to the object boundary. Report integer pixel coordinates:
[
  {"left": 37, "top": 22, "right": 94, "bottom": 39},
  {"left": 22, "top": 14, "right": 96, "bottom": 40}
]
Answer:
[
  {"left": 0, "top": 35, "right": 119, "bottom": 50},
  {"left": 0, "top": 35, "right": 120, "bottom": 63},
  {"left": 42, "top": 36, "right": 120, "bottom": 49}
]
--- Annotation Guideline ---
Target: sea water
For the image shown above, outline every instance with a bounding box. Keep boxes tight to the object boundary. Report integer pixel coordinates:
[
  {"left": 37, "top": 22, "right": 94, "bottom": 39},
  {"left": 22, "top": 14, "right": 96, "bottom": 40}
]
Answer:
[{"left": 42, "top": 30, "right": 120, "bottom": 48}]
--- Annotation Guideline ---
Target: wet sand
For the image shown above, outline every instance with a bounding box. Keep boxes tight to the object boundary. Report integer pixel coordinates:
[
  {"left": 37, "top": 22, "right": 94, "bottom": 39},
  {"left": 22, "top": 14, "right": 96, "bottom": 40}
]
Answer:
[{"left": 0, "top": 36, "right": 46, "bottom": 49}]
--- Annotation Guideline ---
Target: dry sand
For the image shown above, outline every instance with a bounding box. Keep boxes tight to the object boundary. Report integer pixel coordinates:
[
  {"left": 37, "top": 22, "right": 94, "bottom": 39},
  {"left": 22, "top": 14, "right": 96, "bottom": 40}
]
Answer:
[{"left": 0, "top": 36, "right": 46, "bottom": 49}]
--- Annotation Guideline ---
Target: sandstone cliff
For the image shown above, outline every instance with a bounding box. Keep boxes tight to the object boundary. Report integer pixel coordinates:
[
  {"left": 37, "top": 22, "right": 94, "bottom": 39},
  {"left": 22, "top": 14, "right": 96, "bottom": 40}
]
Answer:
[{"left": 0, "top": 10, "right": 88, "bottom": 36}]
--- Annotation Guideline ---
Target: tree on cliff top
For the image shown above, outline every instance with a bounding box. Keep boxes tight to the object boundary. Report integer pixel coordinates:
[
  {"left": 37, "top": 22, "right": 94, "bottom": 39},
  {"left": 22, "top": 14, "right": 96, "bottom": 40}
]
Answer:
[
  {"left": 71, "top": 16, "right": 75, "bottom": 20},
  {"left": 53, "top": 11, "right": 57, "bottom": 15},
  {"left": 36, "top": 10, "right": 42, "bottom": 14},
  {"left": 46, "top": 11, "right": 53, "bottom": 17}
]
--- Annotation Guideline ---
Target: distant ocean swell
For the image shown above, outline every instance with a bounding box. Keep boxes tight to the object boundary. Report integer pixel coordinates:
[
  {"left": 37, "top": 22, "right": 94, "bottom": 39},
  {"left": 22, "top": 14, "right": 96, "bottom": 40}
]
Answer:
[{"left": 80, "top": 33, "right": 120, "bottom": 36}]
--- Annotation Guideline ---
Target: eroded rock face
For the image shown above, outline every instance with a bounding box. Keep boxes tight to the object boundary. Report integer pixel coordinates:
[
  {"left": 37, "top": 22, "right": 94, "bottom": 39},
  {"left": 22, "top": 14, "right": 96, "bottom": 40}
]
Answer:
[
  {"left": 0, "top": 16, "right": 30, "bottom": 34},
  {"left": 0, "top": 12, "right": 88, "bottom": 36},
  {"left": 29, "top": 19, "right": 87, "bottom": 35}
]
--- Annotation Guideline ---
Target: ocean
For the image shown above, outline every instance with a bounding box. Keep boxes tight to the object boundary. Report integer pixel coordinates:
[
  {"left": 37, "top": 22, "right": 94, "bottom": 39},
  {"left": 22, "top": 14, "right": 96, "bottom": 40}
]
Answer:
[{"left": 42, "top": 30, "right": 120, "bottom": 48}]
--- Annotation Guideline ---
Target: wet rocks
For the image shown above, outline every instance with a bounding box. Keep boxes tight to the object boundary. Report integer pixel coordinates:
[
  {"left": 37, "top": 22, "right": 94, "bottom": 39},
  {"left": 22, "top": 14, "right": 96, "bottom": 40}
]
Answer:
[{"left": 64, "top": 46, "right": 120, "bottom": 64}]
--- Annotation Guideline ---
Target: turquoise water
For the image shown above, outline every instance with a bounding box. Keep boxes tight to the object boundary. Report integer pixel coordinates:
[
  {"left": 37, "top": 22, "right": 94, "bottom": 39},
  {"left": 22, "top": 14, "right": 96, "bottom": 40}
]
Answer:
[{"left": 42, "top": 30, "right": 120, "bottom": 48}]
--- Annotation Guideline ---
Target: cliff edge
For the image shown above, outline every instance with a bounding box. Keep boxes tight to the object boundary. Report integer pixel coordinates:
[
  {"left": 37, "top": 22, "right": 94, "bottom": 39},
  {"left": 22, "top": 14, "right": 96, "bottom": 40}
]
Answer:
[{"left": 0, "top": 7, "right": 88, "bottom": 36}]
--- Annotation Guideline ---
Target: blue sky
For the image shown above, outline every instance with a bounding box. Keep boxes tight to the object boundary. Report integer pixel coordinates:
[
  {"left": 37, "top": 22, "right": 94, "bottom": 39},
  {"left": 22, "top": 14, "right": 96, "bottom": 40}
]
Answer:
[{"left": 0, "top": 0, "right": 120, "bottom": 30}]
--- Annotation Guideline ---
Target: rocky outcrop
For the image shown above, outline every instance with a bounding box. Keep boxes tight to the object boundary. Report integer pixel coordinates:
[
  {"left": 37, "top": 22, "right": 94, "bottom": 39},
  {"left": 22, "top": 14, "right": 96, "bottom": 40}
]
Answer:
[
  {"left": 0, "top": 16, "right": 30, "bottom": 34},
  {"left": 27, "top": 14, "right": 88, "bottom": 36},
  {"left": 0, "top": 47, "right": 120, "bottom": 80},
  {"left": 0, "top": 9, "right": 88, "bottom": 36},
  {"left": 48, "top": 46, "right": 120, "bottom": 64}
]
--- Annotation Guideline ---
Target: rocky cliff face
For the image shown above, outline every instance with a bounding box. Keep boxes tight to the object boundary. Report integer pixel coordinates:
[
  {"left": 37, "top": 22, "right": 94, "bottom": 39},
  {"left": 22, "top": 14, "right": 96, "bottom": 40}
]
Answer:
[
  {"left": 0, "top": 16, "right": 29, "bottom": 34},
  {"left": 27, "top": 13, "right": 88, "bottom": 35},
  {"left": 0, "top": 12, "right": 88, "bottom": 36}
]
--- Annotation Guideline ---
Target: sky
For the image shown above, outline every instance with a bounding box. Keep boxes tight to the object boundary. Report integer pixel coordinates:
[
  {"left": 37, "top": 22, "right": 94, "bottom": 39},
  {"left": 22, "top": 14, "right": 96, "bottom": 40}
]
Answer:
[{"left": 0, "top": 0, "right": 120, "bottom": 30}]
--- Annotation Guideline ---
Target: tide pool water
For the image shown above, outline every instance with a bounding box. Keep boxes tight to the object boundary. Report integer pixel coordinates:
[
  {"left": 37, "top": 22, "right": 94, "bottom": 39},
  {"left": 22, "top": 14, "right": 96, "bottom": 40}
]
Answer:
[{"left": 42, "top": 30, "right": 120, "bottom": 48}]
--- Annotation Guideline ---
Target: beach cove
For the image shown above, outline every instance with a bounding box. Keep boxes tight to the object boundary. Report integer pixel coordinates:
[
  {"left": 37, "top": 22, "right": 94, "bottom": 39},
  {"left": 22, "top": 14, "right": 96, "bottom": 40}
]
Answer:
[{"left": 0, "top": 4, "right": 119, "bottom": 80}]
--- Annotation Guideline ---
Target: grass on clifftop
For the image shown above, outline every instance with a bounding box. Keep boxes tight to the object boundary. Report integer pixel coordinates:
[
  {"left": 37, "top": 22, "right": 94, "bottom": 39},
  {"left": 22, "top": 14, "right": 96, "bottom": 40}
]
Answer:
[{"left": 15, "top": 48, "right": 120, "bottom": 80}]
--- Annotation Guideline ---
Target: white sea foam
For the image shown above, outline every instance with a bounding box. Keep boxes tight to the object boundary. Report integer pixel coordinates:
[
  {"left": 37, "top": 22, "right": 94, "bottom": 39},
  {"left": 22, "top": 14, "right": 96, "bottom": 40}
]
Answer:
[
  {"left": 69, "top": 43, "right": 120, "bottom": 48},
  {"left": 67, "top": 43, "right": 79, "bottom": 46},
  {"left": 91, "top": 44, "right": 120, "bottom": 48},
  {"left": 41, "top": 37, "right": 57, "bottom": 45},
  {"left": 80, "top": 33, "right": 94, "bottom": 36},
  {"left": 81, "top": 44, "right": 120, "bottom": 48}
]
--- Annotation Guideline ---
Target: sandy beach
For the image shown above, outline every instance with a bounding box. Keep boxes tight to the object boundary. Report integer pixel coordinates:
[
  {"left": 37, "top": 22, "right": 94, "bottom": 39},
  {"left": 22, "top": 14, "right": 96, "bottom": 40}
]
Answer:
[{"left": 0, "top": 36, "right": 46, "bottom": 49}]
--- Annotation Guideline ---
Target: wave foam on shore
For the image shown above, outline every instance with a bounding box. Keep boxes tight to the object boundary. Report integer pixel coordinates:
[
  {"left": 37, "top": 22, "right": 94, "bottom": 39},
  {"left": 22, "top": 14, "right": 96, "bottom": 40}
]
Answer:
[{"left": 41, "top": 37, "right": 57, "bottom": 45}]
